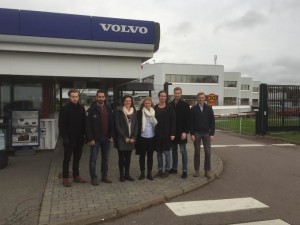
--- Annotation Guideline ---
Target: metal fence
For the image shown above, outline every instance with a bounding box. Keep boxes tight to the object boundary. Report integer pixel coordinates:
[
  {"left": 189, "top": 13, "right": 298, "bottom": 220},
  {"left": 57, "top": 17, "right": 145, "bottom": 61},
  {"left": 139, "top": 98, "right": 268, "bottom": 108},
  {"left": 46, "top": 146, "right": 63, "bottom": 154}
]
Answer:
[
  {"left": 215, "top": 114, "right": 256, "bottom": 134},
  {"left": 257, "top": 84, "right": 300, "bottom": 134}
]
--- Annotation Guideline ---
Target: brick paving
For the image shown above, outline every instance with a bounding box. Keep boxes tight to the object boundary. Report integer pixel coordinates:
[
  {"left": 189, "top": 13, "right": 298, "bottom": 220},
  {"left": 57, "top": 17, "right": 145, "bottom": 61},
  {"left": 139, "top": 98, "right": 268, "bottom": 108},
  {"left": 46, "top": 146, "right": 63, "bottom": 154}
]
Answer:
[{"left": 38, "top": 141, "right": 223, "bottom": 225}]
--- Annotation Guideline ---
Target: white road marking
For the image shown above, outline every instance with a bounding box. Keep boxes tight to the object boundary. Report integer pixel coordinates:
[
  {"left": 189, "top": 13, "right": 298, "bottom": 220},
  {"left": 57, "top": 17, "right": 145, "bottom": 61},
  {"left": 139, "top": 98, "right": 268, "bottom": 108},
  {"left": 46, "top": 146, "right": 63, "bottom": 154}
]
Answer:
[
  {"left": 209, "top": 144, "right": 295, "bottom": 148},
  {"left": 165, "top": 197, "right": 269, "bottom": 216},
  {"left": 229, "top": 219, "right": 290, "bottom": 225},
  {"left": 271, "top": 144, "right": 295, "bottom": 147},
  {"left": 236, "top": 144, "right": 266, "bottom": 147}
]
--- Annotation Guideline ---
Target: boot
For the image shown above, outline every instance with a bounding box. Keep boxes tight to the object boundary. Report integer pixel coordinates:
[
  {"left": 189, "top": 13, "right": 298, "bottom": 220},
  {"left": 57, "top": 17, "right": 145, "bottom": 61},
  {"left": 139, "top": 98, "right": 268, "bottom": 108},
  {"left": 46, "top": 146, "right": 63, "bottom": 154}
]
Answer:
[
  {"left": 63, "top": 178, "right": 71, "bottom": 187},
  {"left": 119, "top": 171, "right": 125, "bottom": 182},
  {"left": 147, "top": 171, "right": 154, "bottom": 181},
  {"left": 125, "top": 172, "right": 135, "bottom": 181},
  {"left": 193, "top": 170, "right": 200, "bottom": 177},
  {"left": 138, "top": 170, "right": 145, "bottom": 180}
]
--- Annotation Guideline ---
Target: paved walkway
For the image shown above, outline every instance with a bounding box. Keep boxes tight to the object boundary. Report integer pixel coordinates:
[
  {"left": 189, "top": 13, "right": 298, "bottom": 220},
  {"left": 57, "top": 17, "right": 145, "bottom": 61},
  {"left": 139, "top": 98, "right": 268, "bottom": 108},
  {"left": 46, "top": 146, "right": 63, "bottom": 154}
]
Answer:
[{"left": 38, "top": 140, "right": 223, "bottom": 225}]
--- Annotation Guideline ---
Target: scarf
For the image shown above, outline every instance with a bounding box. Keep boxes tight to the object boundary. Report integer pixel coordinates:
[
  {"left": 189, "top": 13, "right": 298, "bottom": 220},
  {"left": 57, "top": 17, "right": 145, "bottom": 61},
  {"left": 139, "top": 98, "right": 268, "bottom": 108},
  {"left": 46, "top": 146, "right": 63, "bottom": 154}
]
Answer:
[
  {"left": 142, "top": 107, "right": 157, "bottom": 132},
  {"left": 123, "top": 107, "right": 134, "bottom": 136}
]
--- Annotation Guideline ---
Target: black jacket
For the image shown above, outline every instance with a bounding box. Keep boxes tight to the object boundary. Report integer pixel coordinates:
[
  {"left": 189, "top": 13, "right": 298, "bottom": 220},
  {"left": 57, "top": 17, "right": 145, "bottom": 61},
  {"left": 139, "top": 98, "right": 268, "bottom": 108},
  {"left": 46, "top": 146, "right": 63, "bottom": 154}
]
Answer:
[
  {"left": 154, "top": 104, "right": 176, "bottom": 150},
  {"left": 85, "top": 101, "right": 114, "bottom": 142},
  {"left": 170, "top": 99, "right": 190, "bottom": 144},
  {"left": 190, "top": 103, "right": 215, "bottom": 136},
  {"left": 58, "top": 102, "right": 86, "bottom": 147}
]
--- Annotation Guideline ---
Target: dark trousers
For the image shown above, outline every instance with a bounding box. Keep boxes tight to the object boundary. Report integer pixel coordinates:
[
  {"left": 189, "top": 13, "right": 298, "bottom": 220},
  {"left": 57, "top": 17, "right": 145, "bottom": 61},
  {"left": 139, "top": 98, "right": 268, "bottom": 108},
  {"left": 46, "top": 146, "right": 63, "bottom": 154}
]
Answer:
[
  {"left": 139, "top": 137, "right": 155, "bottom": 173},
  {"left": 118, "top": 150, "right": 132, "bottom": 176},
  {"left": 62, "top": 143, "right": 83, "bottom": 178},
  {"left": 193, "top": 132, "right": 211, "bottom": 172}
]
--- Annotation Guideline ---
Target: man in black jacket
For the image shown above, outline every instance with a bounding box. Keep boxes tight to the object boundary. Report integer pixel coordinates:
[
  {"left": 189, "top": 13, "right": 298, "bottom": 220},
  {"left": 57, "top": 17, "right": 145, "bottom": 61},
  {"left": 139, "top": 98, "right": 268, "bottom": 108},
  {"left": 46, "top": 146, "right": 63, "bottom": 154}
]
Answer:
[
  {"left": 59, "top": 89, "right": 87, "bottom": 187},
  {"left": 170, "top": 87, "right": 190, "bottom": 179},
  {"left": 85, "top": 90, "right": 114, "bottom": 186},
  {"left": 190, "top": 92, "right": 215, "bottom": 179}
]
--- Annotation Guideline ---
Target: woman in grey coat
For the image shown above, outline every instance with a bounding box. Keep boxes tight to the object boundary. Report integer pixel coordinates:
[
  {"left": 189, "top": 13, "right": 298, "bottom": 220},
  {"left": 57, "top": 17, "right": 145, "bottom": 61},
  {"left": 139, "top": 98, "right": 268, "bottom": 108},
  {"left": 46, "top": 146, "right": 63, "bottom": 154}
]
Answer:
[{"left": 115, "top": 95, "right": 138, "bottom": 182}]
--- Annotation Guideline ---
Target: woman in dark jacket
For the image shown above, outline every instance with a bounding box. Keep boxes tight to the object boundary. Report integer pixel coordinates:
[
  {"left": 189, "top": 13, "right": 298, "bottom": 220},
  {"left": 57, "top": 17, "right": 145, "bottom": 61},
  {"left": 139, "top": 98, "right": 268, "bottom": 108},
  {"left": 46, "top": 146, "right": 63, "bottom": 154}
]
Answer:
[
  {"left": 154, "top": 91, "right": 176, "bottom": 178},
  {"left": 115, "top": 95, "right": 138, "bottom": 182},
  {"left": 136, "top": 97, "right": 157, "bottom": 181}
]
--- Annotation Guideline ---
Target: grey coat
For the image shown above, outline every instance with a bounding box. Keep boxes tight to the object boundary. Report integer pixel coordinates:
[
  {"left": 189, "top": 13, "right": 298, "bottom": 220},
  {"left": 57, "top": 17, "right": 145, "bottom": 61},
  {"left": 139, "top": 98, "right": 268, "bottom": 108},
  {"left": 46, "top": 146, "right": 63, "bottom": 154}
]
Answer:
[{"left": 114, "top": 107, "right": 138, "bottom": 151}]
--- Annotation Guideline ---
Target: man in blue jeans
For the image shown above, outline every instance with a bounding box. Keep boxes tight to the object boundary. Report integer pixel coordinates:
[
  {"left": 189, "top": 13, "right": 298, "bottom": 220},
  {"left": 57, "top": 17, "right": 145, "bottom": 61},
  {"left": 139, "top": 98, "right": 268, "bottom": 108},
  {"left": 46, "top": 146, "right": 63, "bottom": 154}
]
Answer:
[
  {"left": 85, "top": 90, "right": 114, "bottom": 186},
  {"left": 170, "top": 87, "right": 190, "bottom": 179}
]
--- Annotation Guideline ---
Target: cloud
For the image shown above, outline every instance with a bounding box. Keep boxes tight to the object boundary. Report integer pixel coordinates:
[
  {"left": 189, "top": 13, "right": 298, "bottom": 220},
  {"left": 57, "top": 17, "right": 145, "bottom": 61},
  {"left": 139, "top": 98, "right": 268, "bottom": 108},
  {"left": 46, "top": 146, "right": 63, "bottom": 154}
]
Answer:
[
  {"left": 214, "top": 10, "right": 268, "bottom": 33},
  {"left": 231, "top": 56, "right": 300, "bottom": 85}
]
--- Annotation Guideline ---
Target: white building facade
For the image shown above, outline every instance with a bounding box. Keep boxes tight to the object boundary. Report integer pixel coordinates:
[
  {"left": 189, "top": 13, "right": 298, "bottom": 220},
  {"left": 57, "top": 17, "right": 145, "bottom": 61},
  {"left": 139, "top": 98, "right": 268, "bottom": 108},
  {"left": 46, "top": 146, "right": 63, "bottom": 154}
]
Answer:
[{"left": 141, "top": 63, "right": 261, "bottom": 114}]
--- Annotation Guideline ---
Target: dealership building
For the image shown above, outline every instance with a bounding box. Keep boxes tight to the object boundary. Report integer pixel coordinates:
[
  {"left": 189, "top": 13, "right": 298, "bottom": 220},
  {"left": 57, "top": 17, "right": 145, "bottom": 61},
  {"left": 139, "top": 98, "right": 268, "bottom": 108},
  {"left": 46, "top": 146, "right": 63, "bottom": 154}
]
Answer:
[{"left": 0, "top": 8, "right": 160, "bottom": 150}]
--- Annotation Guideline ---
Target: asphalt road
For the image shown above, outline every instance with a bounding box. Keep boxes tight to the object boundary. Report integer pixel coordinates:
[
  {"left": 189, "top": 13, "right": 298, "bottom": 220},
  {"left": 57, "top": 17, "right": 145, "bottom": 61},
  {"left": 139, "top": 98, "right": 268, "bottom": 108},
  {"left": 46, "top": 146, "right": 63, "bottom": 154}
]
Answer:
[{"left": 98, "top": 133, "right": 300, "bottom": 225}]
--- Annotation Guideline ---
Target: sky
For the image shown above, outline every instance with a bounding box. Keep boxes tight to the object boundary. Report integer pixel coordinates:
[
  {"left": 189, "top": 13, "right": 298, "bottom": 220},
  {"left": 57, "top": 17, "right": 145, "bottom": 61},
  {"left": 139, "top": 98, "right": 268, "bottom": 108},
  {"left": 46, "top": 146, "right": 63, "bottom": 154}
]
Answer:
[{"left": 1, "top": 0, "right": 300, "bottom": 84}]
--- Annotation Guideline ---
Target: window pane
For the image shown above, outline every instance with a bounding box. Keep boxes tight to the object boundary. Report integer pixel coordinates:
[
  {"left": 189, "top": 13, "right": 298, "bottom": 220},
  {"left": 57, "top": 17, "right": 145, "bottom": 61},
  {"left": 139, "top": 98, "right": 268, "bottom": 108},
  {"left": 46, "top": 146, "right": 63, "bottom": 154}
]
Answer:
[
  {"left": 0, "top": 85, "right": 12, "bottom": 117},
  {"left": 14, "top": 85, "right": 43, "bottom": 110}
]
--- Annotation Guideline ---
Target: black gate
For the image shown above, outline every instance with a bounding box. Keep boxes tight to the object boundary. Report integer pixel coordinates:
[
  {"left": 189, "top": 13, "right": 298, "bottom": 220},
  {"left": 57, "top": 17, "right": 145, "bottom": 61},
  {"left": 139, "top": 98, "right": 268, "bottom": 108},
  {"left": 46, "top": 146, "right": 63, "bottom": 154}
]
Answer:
[{"left": 256, "top": 84, "right": 300, "bottom": 134}]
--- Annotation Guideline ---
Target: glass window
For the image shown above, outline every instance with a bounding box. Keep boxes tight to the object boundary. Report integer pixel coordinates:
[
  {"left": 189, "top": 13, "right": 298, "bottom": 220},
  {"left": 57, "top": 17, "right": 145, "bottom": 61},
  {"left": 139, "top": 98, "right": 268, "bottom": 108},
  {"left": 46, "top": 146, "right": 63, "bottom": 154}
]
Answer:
[
  {"left": 240, "top": 98, "right": 249, "bottom": 105},
  {"left": 224, "top": 97, "right": 237, "bottom": 105},
  {"left": 224, "top": 81, "right": 237, "bottom": 87},
  {"left": 13, "top": 85, "right": 43, "bottom": 110},
  {"left": 241, "top": 85, "right": 250, "bottom": 90},
  {"left": 252, "top": 87, "right": 259, "bottom": 92},
  {"left": 165, "top": 74, "right": 218, "bottom": 84},
  {"left": 0, "top": 85, "right": 12, "bottom": 117}
]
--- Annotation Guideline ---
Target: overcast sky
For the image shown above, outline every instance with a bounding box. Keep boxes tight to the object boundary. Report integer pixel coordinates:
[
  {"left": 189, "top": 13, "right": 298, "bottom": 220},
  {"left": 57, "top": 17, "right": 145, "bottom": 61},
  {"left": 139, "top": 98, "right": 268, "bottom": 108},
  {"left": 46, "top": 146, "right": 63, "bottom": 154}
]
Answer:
[{"left": 1, "top": 0, "right": 300, "bottom": 84}]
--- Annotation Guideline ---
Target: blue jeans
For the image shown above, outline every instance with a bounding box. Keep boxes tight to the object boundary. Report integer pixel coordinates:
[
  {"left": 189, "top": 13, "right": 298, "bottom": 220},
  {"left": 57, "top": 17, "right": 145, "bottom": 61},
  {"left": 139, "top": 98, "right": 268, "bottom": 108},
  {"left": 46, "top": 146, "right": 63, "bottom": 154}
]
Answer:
[
  {"left": 89, "top": 137, "right": 110, "bottom": 179},
  {"left": 172, "top": 143, "right": 187, "bottom": 172},
  {"left": 157, "top": 151, "right": 171, "bottom": 171}
]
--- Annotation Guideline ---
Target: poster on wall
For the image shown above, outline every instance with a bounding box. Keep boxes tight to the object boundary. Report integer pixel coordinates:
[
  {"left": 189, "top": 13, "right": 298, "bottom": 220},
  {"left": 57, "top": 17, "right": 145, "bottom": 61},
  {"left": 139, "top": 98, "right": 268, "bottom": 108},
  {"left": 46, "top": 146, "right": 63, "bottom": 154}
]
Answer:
[
  {"left": 11, "top": 111, "right": 40, "bottom": 147},
  {"left": 0, "top": 129, "right": 5, "bottom": 150}
]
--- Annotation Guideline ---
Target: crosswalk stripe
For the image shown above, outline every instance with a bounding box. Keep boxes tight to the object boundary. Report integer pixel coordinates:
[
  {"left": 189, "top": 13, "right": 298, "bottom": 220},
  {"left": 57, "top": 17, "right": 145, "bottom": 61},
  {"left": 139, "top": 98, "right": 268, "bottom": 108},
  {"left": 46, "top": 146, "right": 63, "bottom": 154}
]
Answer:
[
  {"left": 165, "top": 197, "right": 269, "bottom": 216},
  {"left": 229, "top": 219, "right": 290, "bottom": 225}
]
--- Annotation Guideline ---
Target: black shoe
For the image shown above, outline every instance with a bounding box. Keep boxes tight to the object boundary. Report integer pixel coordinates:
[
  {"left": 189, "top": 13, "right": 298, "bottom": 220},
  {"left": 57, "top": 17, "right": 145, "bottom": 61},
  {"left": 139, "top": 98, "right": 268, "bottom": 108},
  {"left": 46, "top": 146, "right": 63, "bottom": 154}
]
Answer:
[
  {"left": 125, "top": 174, "right": 135, "bottom": 181},
  {"left": 169, "top": 168, "right": 178, "bottom": 174},
  {"left": 138, "top": 173, "right": 145, "bottom": 180},
  {"left": 163, "top": 170, "right": 170, "bottom": 178},
  {"left": 155, "top": 170, "right": 163, "bottom": 178},
  {"left": 147, "top": 173, "right": 154, "bottom": 181},
  {"left": 181, "top": 172, "right": 187, "bottom": 179}
]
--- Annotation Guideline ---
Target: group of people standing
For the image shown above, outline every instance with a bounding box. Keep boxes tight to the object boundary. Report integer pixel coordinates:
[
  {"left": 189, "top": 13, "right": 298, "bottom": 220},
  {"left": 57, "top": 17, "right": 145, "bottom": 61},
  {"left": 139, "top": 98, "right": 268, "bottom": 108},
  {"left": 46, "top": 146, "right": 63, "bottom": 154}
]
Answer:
[{"left": 58, "top": 87, "right": 215, "bottom": 187}]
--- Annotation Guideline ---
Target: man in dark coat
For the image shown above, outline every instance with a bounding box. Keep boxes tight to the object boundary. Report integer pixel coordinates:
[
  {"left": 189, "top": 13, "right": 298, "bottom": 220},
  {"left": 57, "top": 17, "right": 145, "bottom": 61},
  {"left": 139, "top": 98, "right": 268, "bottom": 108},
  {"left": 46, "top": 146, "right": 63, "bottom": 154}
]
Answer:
[
  {"left": 169, "top": 87, "right": 190, "bottom": 179},
  {"left": 85, "top": 90, "right": 114, "bottom": 186},
  {"left": 190, "top": 92, "right": 215, "bottom": 179},
  {"left": 59, "top": 89, "right": 87, "bottom": 187}
]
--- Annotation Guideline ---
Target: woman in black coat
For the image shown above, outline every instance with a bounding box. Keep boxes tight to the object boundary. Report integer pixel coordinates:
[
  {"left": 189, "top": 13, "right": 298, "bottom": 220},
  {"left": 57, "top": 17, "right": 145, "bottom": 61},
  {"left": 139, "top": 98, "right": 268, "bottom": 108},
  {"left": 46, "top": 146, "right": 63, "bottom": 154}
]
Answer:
[
  {"left": 154, "top": 91, "right": 176, "bottom": 178},
  {"left": 115, "top": 95, "right": 138, "bottom": 182}
]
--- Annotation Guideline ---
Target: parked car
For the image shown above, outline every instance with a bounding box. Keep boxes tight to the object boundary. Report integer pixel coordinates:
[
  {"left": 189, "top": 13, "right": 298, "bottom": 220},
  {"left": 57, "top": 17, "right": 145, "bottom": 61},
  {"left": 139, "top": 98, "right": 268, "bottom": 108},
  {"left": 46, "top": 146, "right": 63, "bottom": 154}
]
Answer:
[{"left": 277, "top": 106, "right": 300, "bottom": 117}]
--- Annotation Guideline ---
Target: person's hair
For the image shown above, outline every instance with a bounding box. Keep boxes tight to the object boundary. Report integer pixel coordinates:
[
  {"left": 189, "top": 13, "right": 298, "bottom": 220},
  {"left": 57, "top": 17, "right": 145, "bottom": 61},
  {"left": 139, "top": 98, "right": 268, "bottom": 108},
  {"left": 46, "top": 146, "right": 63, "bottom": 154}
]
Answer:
[
  {"left": 96, "top": 89, "right": 106, "bottom": 96},
  {"left": 139, "top": 97, "right": 154, "bottom": 110},
  {"left": 122, "top": 95, "right": 135, "bottom": 111},
  {"left": 68, "top": 89, "right": 79, "bottom": 97},
  {"left": 197, "top": 92, "right": 206, "bottom": 97},
  {"left": 173, "top": 87, "right": 182, "bottom": 93},
  {"left": 158, "top": 90, "right": 167, "bottom": 97}
]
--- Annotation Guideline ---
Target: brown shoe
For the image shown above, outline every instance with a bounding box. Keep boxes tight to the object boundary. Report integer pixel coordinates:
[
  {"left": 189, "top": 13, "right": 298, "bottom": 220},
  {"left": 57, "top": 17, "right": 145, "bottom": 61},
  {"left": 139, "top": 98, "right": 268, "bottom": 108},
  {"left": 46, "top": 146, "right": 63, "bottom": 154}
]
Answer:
[
  {"left": 91, "top": 178, "right": 99, "bottom": 186},
  {"left": 193, "top": 170, "right": 200, "bottom": 177},
  {"left": 101, "top": 177, "right": 112, "bottom": 183},
  {"left": 63, "top": 178, "right": 72, "bottom": 187},
  {"left": 205, "top": 171, "right": 213, "bottom": 179},
  {"left": 73, "top": 176, "right": 87, "bottom": 183}
]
